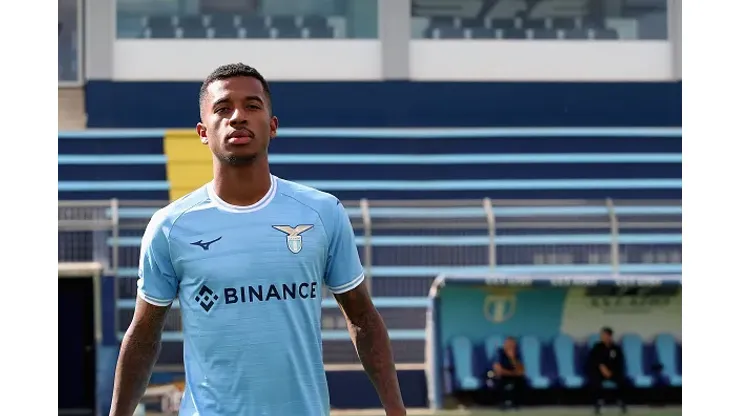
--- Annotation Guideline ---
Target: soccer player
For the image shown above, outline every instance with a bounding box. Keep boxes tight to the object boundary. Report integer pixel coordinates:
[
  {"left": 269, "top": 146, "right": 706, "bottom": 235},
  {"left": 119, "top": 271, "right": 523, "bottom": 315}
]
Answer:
[{"left": 110, "top": 63, "right": 406, "bottom": 416}]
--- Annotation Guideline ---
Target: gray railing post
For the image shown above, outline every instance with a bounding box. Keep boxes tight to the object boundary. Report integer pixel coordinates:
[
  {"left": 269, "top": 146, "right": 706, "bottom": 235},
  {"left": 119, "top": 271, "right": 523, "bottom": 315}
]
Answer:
[
  {"left": 111, "top": 198, "right": 120, "bottom": 276},
  {"left": 360, "top": 199, "right": 373, "bottom": 294},
  {"left": 110, "top": 198, "right": 120, "bottom": 338},
  {"left": 606, "top": 198, "right": 620, "bottom": 274},
  {"left": 483, "top": 198, "right": 496, "bottom": 272}
]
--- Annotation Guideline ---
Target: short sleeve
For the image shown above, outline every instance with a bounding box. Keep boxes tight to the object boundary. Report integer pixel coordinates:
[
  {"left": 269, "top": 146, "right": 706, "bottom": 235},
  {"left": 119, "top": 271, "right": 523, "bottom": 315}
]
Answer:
[
  {"left": 324, "top": 200, "right": 365, "bottom": 294},
  {"left": 137, "top": 211, "right": 179, "bottom": 306}
]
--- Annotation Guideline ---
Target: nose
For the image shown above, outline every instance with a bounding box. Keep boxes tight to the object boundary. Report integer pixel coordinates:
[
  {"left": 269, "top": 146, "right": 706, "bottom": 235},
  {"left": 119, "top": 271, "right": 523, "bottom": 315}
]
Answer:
[{"left": 229, "top": 106, "right": 248, "bottom": 126}]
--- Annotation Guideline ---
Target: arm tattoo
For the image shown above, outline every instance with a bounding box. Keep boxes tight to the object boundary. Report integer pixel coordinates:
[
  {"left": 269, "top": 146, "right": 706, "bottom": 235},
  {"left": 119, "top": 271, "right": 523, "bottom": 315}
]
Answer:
[
  {"left": 336, "top": 285, "right": 405, "bottom": 413},
  {"left": 109, "top": 301, "right": 169, "bottom": 416}
]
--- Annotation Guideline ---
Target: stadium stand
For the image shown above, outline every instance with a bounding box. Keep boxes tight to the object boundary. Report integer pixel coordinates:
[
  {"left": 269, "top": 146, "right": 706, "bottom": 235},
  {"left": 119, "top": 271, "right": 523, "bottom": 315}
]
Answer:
[
  {"left": 58, "top": 128, "right": 681, "bottom": 201},
  {"left": 117, "top": 0, "right": 357, "bottom": 38},
  {"left": 58, "top": 127, "right": 681, "bottom": 367},
  {"left": 113, "top": 0, "right": 667, "bottom": 40}
]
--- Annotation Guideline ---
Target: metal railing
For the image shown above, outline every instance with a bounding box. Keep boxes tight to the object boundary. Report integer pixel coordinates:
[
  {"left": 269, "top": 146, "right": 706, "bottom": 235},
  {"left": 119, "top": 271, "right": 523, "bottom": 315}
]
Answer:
[
  {"left": 59, "top": 198, "right": 682, "bottom": 362},
  {"left": 59, "top": 198, "right": 682, "bottom": 277}
]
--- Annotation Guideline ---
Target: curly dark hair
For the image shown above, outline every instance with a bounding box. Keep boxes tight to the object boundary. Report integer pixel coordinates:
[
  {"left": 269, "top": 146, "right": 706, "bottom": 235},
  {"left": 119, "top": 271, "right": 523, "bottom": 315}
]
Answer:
[{"left": 199, "top": 63, "right": 272, "bottom": 113}]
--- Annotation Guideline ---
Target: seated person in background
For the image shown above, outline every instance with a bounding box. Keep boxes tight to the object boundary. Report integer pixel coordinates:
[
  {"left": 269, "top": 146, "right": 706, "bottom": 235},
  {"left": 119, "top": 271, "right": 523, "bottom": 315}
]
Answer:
[
  {"left": 492, "top": 336, "right": 526, "bottom": 409},
  {"left": 586, "top": 327, "right": 628, "bottom": 415}
]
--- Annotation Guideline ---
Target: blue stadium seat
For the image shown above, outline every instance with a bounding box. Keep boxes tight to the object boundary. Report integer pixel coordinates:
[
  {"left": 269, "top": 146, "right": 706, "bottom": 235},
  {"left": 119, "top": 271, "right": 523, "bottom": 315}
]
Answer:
[
  {"left": 484, "top": 335, "right": 506, "bottom": 365},
  {"left": 553, "top": 334, "right": 585, "bottom": 388},
  {"left": 621, "top": 334, "right": 653, "bottom": 388},
  {"left": 429, "top": 16, "right": 456, "bottom": 27},
  {"left": 274, "top": 26, "right": 305, "bottom": 39},
  {"left": 271, "top": 15, "right": 298, "bottom": 29},
  {"left": 594, "top": 29, "right": 619, "bottom": 39},
  {"left": 470, "top": 27, "right": 496, "bottom": 38},
  {"left": 426, "top": 27, "right": 467, "bottom": 39},
  {"left": 532, "top": 29, "right": 558, "bottom": 39},
  {"left": 520, "top": 336, "right": 551, "bottom": 389},
  {"left": 206, "top": 14, "right": 240, "bottom": 38},
  {"left": 145, "top": 16, "right": 176, "bottom": 38},
  {"left": 564, "top": 29, "right": 589, "bottom": 39},
  {"left": 307, "top": 26, "right": 335, "bottom": 38},
  {"left": 587, "top": 333, "right": 600, "bottom": 350},
  {"left": 179, "top": 16, "right": 207, "bottom": 38},
  {"left": 208, "top": 14, "right": 236, "bottom": 28},
  {"left": 241, "top": 16, "right": 271, "bottom": 38},
  {"left": 269, "top": 15, "right": 304, "bottom": 38},
  {"left": 523, "top": 18, "right": 547, "bottom": 29},
  {"left": 244, "top": 27, "right": 270, "bottom": 38},
  {"left": 449, "top": 336, "right": 482, "bottom": 390},
  {"left": 553, "top": 17, "right": 576, "bottom": 29},
  {"left": 302, "top": 15, "right": 329, "bottom": 29},
  {"left": 490, "top": 18, "right": 516, "bottom": 29},
  {"left": 117, "top": 15, "right": 145, "bottom": 38},
  {"left": 502, "top": 28, "right": 527, "bottom": 39},
  {"left": 581, "top": 16, "right": 606, "bottom": 29},
  {"left": 654, "top": 334, "right": 681, "bottom": 387}
]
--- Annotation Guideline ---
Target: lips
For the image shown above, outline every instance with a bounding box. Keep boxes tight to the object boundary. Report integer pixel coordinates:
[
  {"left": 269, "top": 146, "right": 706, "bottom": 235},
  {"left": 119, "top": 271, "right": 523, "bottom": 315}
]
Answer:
[{"left": 227, "top": 130, "right": 253, "bottom": 145}]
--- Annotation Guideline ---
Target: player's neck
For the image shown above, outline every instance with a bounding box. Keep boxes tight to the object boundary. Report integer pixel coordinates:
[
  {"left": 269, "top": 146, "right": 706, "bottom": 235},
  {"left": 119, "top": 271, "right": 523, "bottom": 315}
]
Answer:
[{"left": 212, "top": 158, "right": 272, "bottom": 207}]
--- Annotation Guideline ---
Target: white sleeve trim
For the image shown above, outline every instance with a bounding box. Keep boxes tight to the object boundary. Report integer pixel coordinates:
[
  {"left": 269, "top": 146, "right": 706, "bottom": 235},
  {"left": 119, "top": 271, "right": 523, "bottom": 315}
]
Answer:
[
  {"left": 328, "top": 273, "right": 365, "bottom": 294},
  {"left": 137, "top": 289, "right": 175, "bottom": 307}
]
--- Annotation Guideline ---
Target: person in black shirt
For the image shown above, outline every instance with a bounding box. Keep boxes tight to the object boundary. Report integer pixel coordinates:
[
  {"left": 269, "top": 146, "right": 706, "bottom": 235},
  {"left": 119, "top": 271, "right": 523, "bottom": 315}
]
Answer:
[
  {"left": 492, "top": 337, "right": 526, "bottom": 409},
  {"left": 586, "top": 327, "right": 628, "bottom": 415}
]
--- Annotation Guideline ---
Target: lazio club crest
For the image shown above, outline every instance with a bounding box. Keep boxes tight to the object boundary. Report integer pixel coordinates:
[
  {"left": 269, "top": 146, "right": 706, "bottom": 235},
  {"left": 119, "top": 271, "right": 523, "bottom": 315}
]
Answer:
[
  {"left": 481, "top": 287, "right": 519, "bottom": 324},
  {"left": 483, "top": 294, "right": 517, "bottom": 323},
  {"left": 272, "top": 224, "right": 315, "bottom": 254}
]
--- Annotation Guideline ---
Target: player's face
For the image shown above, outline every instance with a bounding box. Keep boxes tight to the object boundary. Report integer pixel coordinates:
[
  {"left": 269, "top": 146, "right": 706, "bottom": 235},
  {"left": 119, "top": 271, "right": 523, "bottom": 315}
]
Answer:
[
  {"left": 600, "top": 331, "right": 612, "bottom": 344},
  {"left": 504, "top": 338, "right": 516, "bottom": 352},
  {"left": 197, "top": 76, "right": 278, "bottom": 166}
]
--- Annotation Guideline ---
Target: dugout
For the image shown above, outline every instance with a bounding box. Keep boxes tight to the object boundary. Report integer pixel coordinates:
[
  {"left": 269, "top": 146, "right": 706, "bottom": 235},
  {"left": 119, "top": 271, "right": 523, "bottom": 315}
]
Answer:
[
  {"left": 425, "top": 274, "right": 682, "bottom": 409},
  {"left": 59, "top": 263, "right": 103, "bottom": 415},
  {"left": 59, "top": 262, "right": 119, "bottom": 416}
]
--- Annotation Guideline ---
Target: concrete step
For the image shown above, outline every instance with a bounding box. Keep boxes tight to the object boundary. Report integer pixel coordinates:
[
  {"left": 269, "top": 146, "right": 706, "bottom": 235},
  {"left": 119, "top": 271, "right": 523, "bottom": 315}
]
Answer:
[{"left": 58, "top": 87, "right": 86, "bottom": 130}]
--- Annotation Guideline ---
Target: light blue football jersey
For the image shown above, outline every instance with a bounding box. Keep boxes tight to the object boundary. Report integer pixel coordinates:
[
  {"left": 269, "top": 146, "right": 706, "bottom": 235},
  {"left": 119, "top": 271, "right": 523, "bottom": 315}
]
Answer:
[{"left": 136, "top": 175, "right": 365, "bottom": 416}]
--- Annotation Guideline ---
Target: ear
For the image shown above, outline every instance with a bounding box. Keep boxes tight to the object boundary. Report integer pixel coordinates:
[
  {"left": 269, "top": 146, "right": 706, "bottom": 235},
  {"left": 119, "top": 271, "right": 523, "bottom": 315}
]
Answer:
[
  {"left": 196, "top": 122, "right": 208, "bottom": 145},
  {"left": 270, "top": 116, "right": 279, "bottom": 139}
]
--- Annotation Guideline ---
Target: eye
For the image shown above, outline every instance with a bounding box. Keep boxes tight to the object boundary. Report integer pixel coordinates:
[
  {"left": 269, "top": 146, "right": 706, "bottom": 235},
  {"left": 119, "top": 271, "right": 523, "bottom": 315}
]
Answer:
[{"left": 248, "top": 104, "right": 261, "bottom": 110}]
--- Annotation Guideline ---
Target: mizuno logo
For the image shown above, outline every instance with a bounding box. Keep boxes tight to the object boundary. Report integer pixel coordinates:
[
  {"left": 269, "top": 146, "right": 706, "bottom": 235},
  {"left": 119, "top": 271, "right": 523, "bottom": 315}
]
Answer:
[
  {"left": 272, "top": 224, "right": 314, "bottom": 254},
  {"left": 190, "top": 236, "right": 222, "bottom": 251}
]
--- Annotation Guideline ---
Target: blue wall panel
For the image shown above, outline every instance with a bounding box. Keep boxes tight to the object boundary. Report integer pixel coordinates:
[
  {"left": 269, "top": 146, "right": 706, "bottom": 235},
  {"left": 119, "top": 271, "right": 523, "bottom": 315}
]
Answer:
[
  {"left": 58, "top": 136, "right": 164, "bottom": 154},
  {"left": 270, "top": 135, "right": 682, "bottom": 154},
  {"left": 59, "top": 164, "right": 166, "bottom": 181},
  {"left": 85, "top": 81, "right": 682, "bottom": 128}
]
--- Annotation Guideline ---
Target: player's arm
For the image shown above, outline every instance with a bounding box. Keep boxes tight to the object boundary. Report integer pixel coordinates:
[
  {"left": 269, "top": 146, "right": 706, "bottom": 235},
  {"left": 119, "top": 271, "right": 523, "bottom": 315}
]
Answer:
[
  {"left": 110, "top": 299, "right": 170, "bottom": 416},
  {"left": 335, "top": 283, "right": 405, "bottom": 415},
  {"left": 110, "top": 212, "right": 179, "bottom": 416},
  {"left": 325, "top": 200, "right": 405, "bottom": 416}
]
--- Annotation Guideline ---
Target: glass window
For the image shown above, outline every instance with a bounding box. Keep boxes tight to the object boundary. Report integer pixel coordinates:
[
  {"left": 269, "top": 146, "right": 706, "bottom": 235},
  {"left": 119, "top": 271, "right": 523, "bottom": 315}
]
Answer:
[
  {"left": 59, "top": 0, "right": 81, "bottom": 83},
  {"left": 410, "top": 0, "right": 667, "bottom": 40},
  {"left": 116, "top": 0, "right": 378, "bottom": 39}
]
